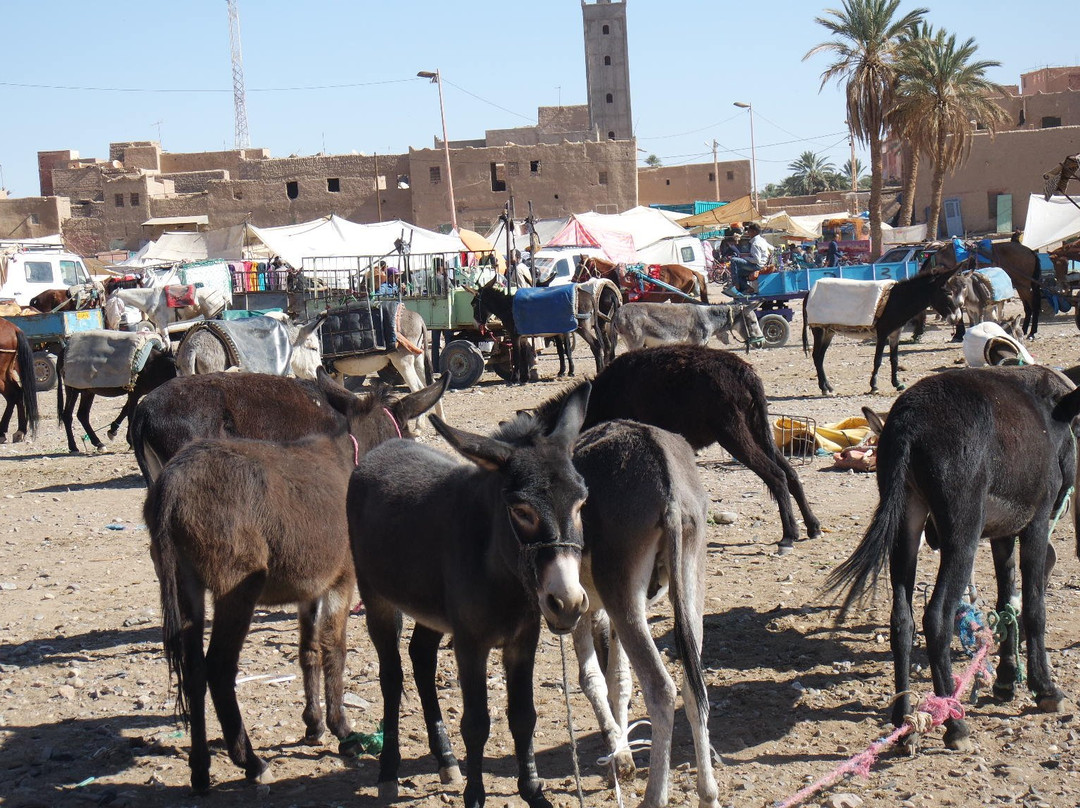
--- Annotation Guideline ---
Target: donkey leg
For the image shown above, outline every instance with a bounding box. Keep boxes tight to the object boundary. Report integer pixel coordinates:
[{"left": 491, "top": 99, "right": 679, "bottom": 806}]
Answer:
[
  {"left": 409, "top": 624, "right": 461, "bottom": 783},
  {"left": 722, "top": 438, "right": 804, "bottom": 552},
  {"left": 926, "top": 529, "right": 979, "bottom": 752},
  {"left": 76, "top": 393, "right": 106, "bottom": 451},
  {"left": 1018, "top": 520, "right": 1064, "bottom": 712},
  {"left": 391, "top": 353, "right": 444, "bottom": 425},
  {"left": 455, "top": 637, "right": 496, "bottom": 808},
  {"left": 564, "top": 335, "right": 575, "bottom": 377},
  {"left": 0, "top": 397, "right": 14, "bottom": 443},
  {"left": 297, "top": 600, "right": 327, "bottom": 742},
  {"left": 319, "top": 572, "right": 354, "bottom": 741},
  {"left": 206, "top": 574, "right": 270, "bottom": 784},
  {"left": 572, "top": 612, "right": 634, "bottom": 781},
  {"left": 811, "top": 329, "right": 834, "bottom": 395},
  {"left": 501, "top": 626, "right": 550, "bottom": 808},
  {"left": 181, "top": 586, "right": 211, "bottom": 793},
  {"left": 889, "top": 508, "right": 924, "bottom": 751},
  {"left": 869, "top": 335, "right": 888, "bottom": 393},
  {"left": 576, "top": 323, "right": 604, "bottom": 374},
  {"left": 61, "top": 389, "right": 80, "bottom": 453},
  {"left": 362, "top": 593, "right": 405, "bottom": 797},
  {"left": 107, "top": 394, "right": 135, "bottom": 441},
  {"left": 887, "top": 332, "right": 905, "bottom": 391},
  {"left": 990, "top": 538, "right": 1020, "bottom": 700}
]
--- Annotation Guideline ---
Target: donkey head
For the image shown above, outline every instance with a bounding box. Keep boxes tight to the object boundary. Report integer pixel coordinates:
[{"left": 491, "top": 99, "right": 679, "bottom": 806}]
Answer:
[
  {"left": 288, "top": 312, "right": 328, "bottom": 380},
  {"left": 926, "top": 272, "right": 960, "bottom": 322},
  {"left": 430, "top": 382, "right": 592, "bottom": 633}
]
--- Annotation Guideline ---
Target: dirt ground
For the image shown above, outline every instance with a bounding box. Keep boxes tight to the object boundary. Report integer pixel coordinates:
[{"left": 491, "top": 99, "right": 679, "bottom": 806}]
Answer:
[{"left": 4, "top": 295, "right": 1080, "bottom": 808}]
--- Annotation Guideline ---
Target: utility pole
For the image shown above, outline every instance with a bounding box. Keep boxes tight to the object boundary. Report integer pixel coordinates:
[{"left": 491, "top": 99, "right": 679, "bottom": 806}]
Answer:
[
  {"left": 226, "top": 0, "right": 251, "bottom": 149},
  {"left": 849, "top": 127, "right": 857, "bottom": 194},
  {"left": 374, "top": 153, "right": 383, "bottom": 222},
  {"left": 711, "top": 140, "right": 720, "bottom": 201}
]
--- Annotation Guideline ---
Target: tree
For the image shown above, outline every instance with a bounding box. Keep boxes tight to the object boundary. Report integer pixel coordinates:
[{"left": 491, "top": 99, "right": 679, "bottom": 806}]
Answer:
[
  {"left": 891, "top": 30, "right": 1008, "bottom": 238},
  {"left": 786, "top": 151, "right": 838, "bottom": 195},
  {"left": 805, "top": 0, "right": 928, "bottom": 258},
  {"left": 887, "top": 21, "right": 935, "bottom": 227},
  {"left": 644, "top": 154, "right": 662, "bottom": 168},
  {"left": 835, "top": 156, "right": 870, "bottom": 190}
]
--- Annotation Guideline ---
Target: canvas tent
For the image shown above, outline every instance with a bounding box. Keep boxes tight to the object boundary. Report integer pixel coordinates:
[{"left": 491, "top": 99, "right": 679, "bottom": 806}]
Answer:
[
  {"left": 545, "top": 215, "right": 637, "bottom": 264},
  {"left": 123, "top": 224, "right": 248, "bottom": 266},
  {"left": 1021, "top": 194, "right": 1080, "bottom": 251},
  {"left": 485, "top": 216, "right": 569, "bottom": 255},
  {"left": 677, "top": 195, "right": 761, "bottom": 229}
]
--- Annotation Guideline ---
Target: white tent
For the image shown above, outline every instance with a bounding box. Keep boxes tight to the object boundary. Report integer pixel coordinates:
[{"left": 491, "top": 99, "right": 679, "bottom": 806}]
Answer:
[
  {"left": 1021, "top": 194, "right": 1080, "bottom": 251},
  {"left": 248, "top": 215, "right": 465, "bottom": 268},
  {"left": 485, "top": 217, "right": 570, "bottom": 255},
  {"left": 128, "top": 225, "right": 248, "bottom": 266},
  {"left": 577, "top": 206, "right": 708, "bottom": 278}
]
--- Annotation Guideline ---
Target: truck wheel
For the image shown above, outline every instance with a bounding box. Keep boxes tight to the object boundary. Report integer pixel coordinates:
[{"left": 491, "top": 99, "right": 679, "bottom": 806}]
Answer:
[
  {"left": 33, "top": 352, "right": 57, "bottom": 391},
  {"left": 758, "top": 314, "right": 790, "bottom": 348},
  {"left": 439, "top": 340, "right": 485, "bottom": 389}
]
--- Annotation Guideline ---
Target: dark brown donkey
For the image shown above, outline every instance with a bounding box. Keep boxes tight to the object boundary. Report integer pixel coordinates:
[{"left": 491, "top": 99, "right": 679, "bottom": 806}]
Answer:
[
  {"left": 0, "top": 318, "right": 39, "bottom": 443},
  {"left": 144, "top": 375, "right": 447, "bottom": 793}
]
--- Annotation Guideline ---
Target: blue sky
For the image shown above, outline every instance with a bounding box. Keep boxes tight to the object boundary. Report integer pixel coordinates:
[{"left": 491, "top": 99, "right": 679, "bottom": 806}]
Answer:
[{"left": 0, "top": 1, "right": 1074, "bottom": 200}]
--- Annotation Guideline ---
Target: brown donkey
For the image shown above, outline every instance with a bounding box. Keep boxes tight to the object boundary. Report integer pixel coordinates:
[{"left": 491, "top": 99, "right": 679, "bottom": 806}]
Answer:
[{"left": 145, "top": 376, "right": 447, "bottom": 793}]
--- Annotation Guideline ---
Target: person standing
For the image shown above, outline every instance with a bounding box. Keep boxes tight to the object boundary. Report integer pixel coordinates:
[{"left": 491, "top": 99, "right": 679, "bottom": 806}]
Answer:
[{"left": 825, "top": 237, "right": 841, "bottom": 268}]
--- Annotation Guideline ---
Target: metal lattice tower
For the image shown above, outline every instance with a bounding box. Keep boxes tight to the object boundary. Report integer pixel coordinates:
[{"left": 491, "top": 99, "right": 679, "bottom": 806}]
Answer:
[{"left": 227, "top": 0, "right": 251, "bottom": 149}]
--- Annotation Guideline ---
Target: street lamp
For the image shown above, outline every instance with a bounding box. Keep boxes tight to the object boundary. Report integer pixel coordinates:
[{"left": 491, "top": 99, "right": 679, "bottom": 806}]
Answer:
[
  {"left": 418, "top": 69, "right": 458, "bottom": 231},
  {"left": 733, "top": 101, "right": 757, "bottom": 213}
]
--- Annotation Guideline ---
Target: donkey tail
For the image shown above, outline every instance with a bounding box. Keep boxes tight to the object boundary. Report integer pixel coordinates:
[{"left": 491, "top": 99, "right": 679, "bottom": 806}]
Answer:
[
  {"left": 801, "top": 297, "right": 810, "bottom": 357},
  {"left": 663, "top": 502, "right": 708, "bottom": 727},
  {"left": 13, "top": 328, "right": 39, "bottom": 436},
  {"left": 420, "top": 320, "right": 434, "bottom": 386},
  {"left": 144, "top": 480, "right": 190, "bottom": 724},
  {"left": 824, "top": 431, "right": 912, "bottom": 622}
]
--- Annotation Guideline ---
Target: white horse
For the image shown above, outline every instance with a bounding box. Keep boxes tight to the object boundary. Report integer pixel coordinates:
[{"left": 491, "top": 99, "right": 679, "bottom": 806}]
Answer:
[
  {"left": 326, "top": 307, "right": 444, "bottom": 424},
  {"left": 105, "top": 287, "right": 227, "bottom": 338}
]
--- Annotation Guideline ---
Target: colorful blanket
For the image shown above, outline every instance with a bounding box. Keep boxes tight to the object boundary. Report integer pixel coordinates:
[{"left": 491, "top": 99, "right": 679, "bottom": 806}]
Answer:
[
  {"left": 63, "top": 330, "right": 166, "bottom": 391},
  {"left": 165, "top": 284, "right": 197, "bottom": 308},
  {"left": 513, "top": 285, "right": 578, "bottom": 336}
]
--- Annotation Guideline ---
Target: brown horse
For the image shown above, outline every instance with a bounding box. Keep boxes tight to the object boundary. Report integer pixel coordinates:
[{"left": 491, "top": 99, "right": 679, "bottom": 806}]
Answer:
[
  {"left": 145, "top": 377, "right": 447, "bottom": 793},
  {"left": 29, "top": 289, "right": 74, "bottom": 313},
  {"left": 934, "top": 236, "right": 1042, "bottom": 338},
  {"left": 0, "top": 319, "right": 39, "bottom": 443},
  {"left": 575, "top": 256, "right": 708, "bottom": 304}
]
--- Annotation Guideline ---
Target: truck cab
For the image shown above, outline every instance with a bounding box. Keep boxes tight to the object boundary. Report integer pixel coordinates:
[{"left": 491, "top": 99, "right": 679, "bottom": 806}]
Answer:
[{"left": 0, "top": 246, "right": 92, "bottom": 307}]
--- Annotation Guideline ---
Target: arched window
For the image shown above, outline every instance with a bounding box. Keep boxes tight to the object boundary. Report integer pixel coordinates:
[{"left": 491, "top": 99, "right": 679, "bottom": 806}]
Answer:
[
  {"left": 604, "top": 55, "right": 611, "bottom": 66},
  {"left": 608, "top": 131, "right": 616, "bottom": 139},
  {"left": 606, "top": 93, "right": 613, "bottom": 103},
  {"left": 602, "top": 24, "right": 610, "bottom": 34}
]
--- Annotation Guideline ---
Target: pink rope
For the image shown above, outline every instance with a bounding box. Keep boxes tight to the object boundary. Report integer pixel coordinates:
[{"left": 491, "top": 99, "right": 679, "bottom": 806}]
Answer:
[
  {"left": 774, "top": 624, "right": 993, "bottom": 808},
  {"left": 383, "top": 407, "right": 402, "bottom": 439}
]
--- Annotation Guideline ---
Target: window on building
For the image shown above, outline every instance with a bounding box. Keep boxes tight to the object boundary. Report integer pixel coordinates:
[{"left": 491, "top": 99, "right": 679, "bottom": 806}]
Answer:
[
  {"left": 604, "top": 55, "right": 611, "bottom": 66},
  {"left": 665, "top": 179, "right": 671, "bottom": 186},
  {"left": 376, "top": 175, "right": 387, "bottom": 191},
  {"left": 490, "top": 162, "right": 507, "bottom": 193},
  {"left": 599, "top": 171, "right": 609, "bottom": 185},
  {"left": 606, "top": 93, "right": 614, "bottom": 103},
  {"left": 554, "top": 193, "right": 560, "bottom": 200},
  {"left": 726, "top": 171, "right": 734, "bottom": 181},
  {"left": 129, "top": 192, "right": 140, "bottom": 206},
  {"left": 327, "top": 177, "right": 340, "bottom": 193},
  {"left": 29, "top": 213, "right": 39, "bottom": 225},
  {"left": 602, "top": 24, "right": 609, "bottom": 34},
  {"left": 708, "top": 172, "right": 715, "bottom": 182},
  {"left": 608, "top": 130, "right": 616, "bottom": 139},
  {"left": 114, "top": 193, "right": 124, "bottom": 208},
  {"left": 233, "top": 188, "right": 243, "bottom": 201},
  {"left": 24, "top": 262, "right": 53, "bottom": 283},
  {"left": 508, "top": 161, "right": 520, "bottom": 177},
  {"left": 286, "top": 181, "right": 299, "bottom": 199},
  {"left": 429, "top": 166, "right": 441, "bottom": 184},
  {"left": 530, "top": 160, "right": 541, "bottom": 175},
  {"left": 1042, "top": 116, "right": 1062, "bottom": 128}
]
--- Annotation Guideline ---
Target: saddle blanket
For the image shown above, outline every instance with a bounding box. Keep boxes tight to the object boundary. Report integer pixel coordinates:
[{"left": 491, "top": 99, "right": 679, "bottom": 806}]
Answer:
[
  {"left": 513, "top": 285, "right": 578, "bottom": 336},
  {"left": 165, "top": 284, "right": 197, "bottom": 308},
  {"left": 320, "top": 302, "right": 400, "bottom": 358},
  {"left": 963, "top": 321, "right": 1035, "bottom": 368},
  {"left": 183, "top": 316, "right": 294, "bottom": 376},
  {"left": 64, "top": 330, "right": 166, "bottom": 391},
  {"left": 973, "top": 267, "right": 1015, "bottom": 302},
  {"left": 805, "top": 278, "right": 894, "bottom": 329}
]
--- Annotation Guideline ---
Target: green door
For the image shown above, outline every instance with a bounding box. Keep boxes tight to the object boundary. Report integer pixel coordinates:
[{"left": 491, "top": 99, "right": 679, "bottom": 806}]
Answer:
[{"left": 996, "top": 194, "right": 1012, "bottom": 233}]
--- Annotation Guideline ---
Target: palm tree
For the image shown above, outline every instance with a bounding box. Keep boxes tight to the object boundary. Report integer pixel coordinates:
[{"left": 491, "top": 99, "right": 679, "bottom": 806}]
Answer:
[
  {"left": 888, "top": 22, "right": 936, "bottom": 227},
  {"left": 835, "top": 156, "right": 868, "bottom": 191},
  {"left": 786, "top": 151, "right": 838, "bottom": 195},
  {"left": 891, "top": 30, "right": 1009, "bottom": 238},
  {"left": 805, "top": 0, "right": 927, "bottom": 258}
]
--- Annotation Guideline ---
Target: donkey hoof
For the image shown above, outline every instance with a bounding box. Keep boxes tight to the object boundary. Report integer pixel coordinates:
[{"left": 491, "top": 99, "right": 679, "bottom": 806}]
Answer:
[
  {"left": 377, "top": 780, "right": 399, "bottom": 801},
  {"left": 1036, "top": 691, "right": 1066, "bottom": 713},
  {"left": 106, "top": 428, "right": 118, "bottom": 441},
  {"left": 0, "top": 435, "right": 6, "bottom": 444},
  {"left": 776, "top": 540, "right": 795, "bottom": 556},
  {"left": 12, "top": 432, "right": 24, "bottom": 444},
  {"left": 895, "top": 383, "right": 907, "bottom": 391},
  {"left": 302, "top": 728, "right": 325, "bottom": 745},
  {"left": 898, "top": 732, "right": 920, "bottom": 756},
  {"left": 992, "top": 681, "right": 1016, "bottom": 702},
  {"left": 253, "top": 767, "right": 274, "bottom": 785},
  {"left": 439, "top": 765, "right": 463, "bottom": 785},
  {"left": 943, "top": 726, "right": 973, "bottom": 752},
  {"left": 605, "top": 749, "right": 636, "bottom": 783}
]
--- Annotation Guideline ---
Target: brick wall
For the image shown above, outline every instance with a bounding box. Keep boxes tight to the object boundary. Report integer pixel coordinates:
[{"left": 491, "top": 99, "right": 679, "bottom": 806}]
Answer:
[{"left": 638, "top": 161, "right": 751, "bottom": 207}]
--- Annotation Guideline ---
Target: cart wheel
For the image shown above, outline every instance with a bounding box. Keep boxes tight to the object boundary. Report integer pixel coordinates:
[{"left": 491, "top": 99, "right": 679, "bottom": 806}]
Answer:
[
  {"left": 33, "top": 352, "right": 57, "bottom": 391},
  {"left": 758, "top": 313, "right": 790, "bottom": 349},
  {"left": 439, "top": 340, "right": 485, "bottom": 389}
]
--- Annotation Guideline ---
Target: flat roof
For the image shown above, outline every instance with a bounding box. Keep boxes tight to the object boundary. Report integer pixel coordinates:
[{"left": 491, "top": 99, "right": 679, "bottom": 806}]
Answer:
[{"left": 141, "top": 215, "right": 209, "bottom": 227}]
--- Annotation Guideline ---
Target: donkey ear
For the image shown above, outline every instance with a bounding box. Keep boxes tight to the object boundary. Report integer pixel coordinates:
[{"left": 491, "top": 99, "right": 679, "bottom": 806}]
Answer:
[
  {"left": 544, "top": 381, "right": 591, "bottom": 448},
  {"left": 296, "top": 311, "right": 329, "bottom": 343},
  {"left": 861, "top": 406, "right": 886, "bottom": 435},
  {"left": 430, "top": 415, "right": 513, "bottom": 471},
  {"left": 392, "top": 374, "right": 450, "bottom": 423},
  {"left": 1052, "top": 386, "right": 1080, "bottom": 424}
]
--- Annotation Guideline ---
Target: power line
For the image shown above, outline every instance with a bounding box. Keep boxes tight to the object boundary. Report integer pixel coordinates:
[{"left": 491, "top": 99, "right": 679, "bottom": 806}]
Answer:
[
  {"left": 0, "top": 78, "right": 418, "bottom": 93},
  {"left": 442, "top": 80, "right": 535, "bottom": 123}
]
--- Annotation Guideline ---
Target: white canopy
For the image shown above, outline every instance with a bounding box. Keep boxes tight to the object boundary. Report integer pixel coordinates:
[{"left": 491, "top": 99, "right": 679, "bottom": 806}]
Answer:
[
  {"left": 248, "top": 215, "right": 466, "bottom": 268},
  {"left": 1021, "top": 194, "right": 1080, "bottom": 251}
]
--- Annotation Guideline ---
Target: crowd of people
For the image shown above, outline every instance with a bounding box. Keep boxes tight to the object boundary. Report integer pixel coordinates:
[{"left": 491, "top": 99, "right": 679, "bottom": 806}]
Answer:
[{"left": 709, "top": 222, "right": 845, "bottom": 294}]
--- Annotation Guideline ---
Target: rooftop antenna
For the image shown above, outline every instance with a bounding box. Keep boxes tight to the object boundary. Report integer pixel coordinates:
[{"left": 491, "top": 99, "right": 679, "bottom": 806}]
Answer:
[{"left": 227, "top": 0, "right": 251, "bottom": 149}]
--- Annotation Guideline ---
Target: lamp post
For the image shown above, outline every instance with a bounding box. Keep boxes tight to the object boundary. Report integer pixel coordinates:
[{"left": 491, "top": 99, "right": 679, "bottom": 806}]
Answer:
[
  {"left": 418, "top": 69, "right": 458, "bottom": 231},
  {"left": 733, "top": 102, "right": 757, "bottom": 213}
]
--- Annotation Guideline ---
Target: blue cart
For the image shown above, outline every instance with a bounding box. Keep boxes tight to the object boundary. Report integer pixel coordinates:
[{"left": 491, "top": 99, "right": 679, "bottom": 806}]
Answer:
[{"left": 4, "top": 308, "right": 105, "bottom": 390}]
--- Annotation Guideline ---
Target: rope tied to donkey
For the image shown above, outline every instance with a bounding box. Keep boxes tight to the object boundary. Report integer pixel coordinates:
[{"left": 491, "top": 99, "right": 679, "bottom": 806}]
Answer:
[
  {"left": 773, "top": 605, "right": 994, "bottom": 808},
  {"left": 989, "top": 603, "right": 1025, "bottom": 685},
  {"left": 558, "top": 635, "right": 587, "bottom": 808}
]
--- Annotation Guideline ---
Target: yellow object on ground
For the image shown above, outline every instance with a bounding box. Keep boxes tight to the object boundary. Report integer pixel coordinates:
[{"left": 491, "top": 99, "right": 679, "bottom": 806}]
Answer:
[{"left": 773, "top": 416, "right": 872, "bottom": 454}]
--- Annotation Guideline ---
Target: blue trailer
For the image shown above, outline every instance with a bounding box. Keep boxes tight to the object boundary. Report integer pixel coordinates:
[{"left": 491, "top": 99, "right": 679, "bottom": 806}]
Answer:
[
  {"left": 739, "top": 258, "right": 923, "bottom": 348},
  {"left": 4, "top": 308, "right": 105, "bottom": 390}
]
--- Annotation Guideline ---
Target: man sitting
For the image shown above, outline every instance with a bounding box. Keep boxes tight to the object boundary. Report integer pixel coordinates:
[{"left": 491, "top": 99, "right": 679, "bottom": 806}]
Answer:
[{"left": 726, "top": 222, "right": 772, "bottom": 294}]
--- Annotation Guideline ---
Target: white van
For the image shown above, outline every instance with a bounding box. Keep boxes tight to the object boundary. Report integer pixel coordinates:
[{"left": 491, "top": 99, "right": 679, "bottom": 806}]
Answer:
[
  {"left": 530, "top": 247, "right": 606, "bottom": 287},
  {"left": 0, "top": 246, "right": 92, "bottom": 307}
]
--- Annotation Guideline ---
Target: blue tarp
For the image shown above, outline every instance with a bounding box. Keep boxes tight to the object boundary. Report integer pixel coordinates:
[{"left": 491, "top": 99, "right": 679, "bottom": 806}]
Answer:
[
  {"left": 513, "top": 285, "right": 578, "bottom": 336},
  {"left": 975, "top": 267, "right": 1015, "bottom": 302}
]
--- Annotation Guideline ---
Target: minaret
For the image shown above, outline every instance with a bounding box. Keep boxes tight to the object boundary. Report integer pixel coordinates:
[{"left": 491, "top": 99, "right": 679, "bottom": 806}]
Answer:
[{"left": 582, "top": 0, "right": 632, "bottom": 141}]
